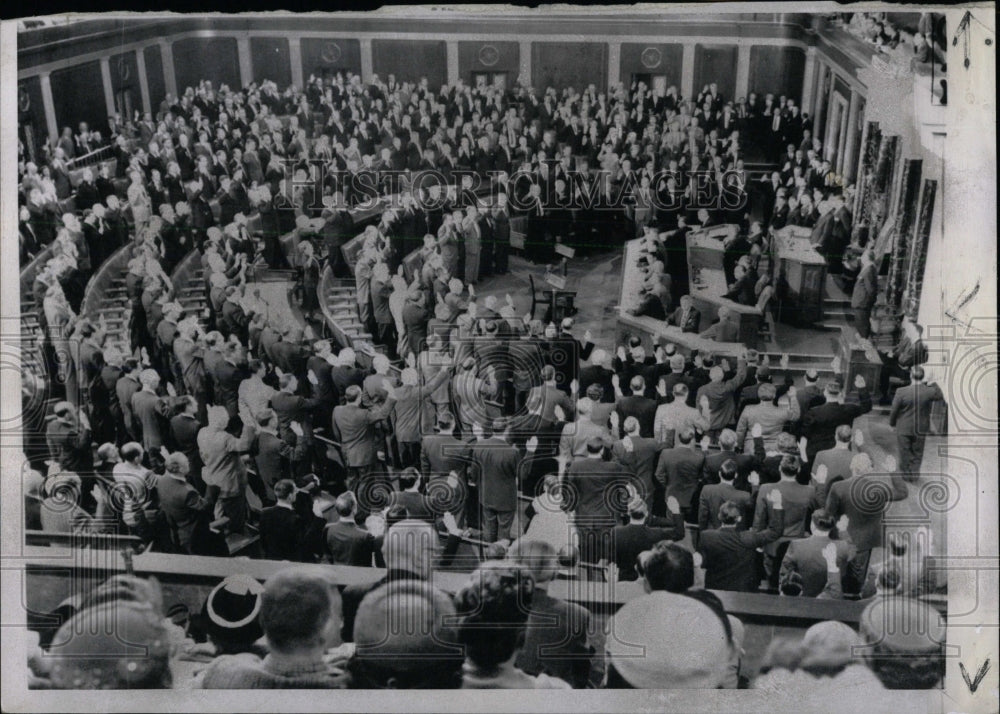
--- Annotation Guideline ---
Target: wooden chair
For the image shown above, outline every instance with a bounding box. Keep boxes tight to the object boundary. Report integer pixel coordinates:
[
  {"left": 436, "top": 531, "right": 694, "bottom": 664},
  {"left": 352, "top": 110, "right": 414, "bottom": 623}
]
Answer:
[
  {"left": 756, "top": 284, "right": 777, "bottom": 346},
  {"left": 529, "top": 273, "right": 577, "bottom": 323}
]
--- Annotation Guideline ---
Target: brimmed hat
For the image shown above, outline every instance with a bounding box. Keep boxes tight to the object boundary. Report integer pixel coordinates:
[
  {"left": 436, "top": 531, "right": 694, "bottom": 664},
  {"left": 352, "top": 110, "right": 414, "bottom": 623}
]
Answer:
[{"left": 202, "top": 574, "right": 264, "bottom": 645}]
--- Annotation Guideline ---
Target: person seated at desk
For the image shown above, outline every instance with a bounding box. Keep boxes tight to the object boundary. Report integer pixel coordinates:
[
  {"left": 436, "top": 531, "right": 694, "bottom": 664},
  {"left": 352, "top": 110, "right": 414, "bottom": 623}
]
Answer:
[
  {"left": 724, "top": 263, "right": 757, "bottom": 306},
  {"left": 629, "top": 282, "right": 671, "bottom": 320},
  {"left": 700, "top": 305, "right": 740, "bottom": 343},
  {"left": 668, "top": 295, "right": 701, "bottom": 333},
  {"left": 722, "top": 228, "right": 753, "bottom": 285}
]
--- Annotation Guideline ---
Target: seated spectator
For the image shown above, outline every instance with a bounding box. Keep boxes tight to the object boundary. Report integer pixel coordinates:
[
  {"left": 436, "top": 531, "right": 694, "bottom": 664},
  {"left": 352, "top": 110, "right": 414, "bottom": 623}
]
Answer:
[
  {"left": 324, "top": 491, "right": 382, "bottom": 566},
  {"left": 454, "top": 566, "right": 571, "bottom": 689},
  {"left": 610, "top": 497, "right": 686, "bottom": 581},
  {"left": 858, "top": 597, "right": 945, "bottom": 689},
  {"left": 258, "top": 479, "right": 301, "bottom": 561},
  {"left": 199, "top": 567, "right": 347, "bottom": 688},
  {"left": 348, "top": 581, "right": 464, "bottom": 688},
  {"left": 508, "top": 539, "right": 593, "bottom": 688},
  {"left": 637, "top": 541, "right": 697, "bottom": 593},
  {"left": 604, "top": 590, "right": 732, "bottom": 688}
]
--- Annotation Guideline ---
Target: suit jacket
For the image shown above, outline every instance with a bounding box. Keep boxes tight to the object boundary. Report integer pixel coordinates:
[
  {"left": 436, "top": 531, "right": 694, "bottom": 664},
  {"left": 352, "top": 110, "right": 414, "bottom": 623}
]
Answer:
[
  {"left": 801, "top": 390, "right": 872, "bottom": 457},
  {"left": 270, "top": 391, "right": 320, "bottom": 441},
  {"left": 331, "top": 400, "right": 394, "bottom": 468},
  {"left": 889, "top": 382, "right": 944, "bottom": 436},
  {"left": 654, "top": 446, "right": 706, "bottom": 509},
  {"left": 615, "top": 395, "right": 658, "bottom": 439},
  {"left": 699, "top": 481, "right": 752, "bottom": 530},
  {"left": 564, "top": 458, "right": 630, "bottom": 525},
  {"left": 470, "top": 437, "right": 521, "bottom": 511},
  {"left": 795, "top": 384, "right": 826, "bottom": 416},
  {"left": 611, "top": 516, "right": 686, "bottom": 580},
  {"left": 753, "top": 480, "right": 823, "bottom": 556},
  {"left": 155, "top": 473, "right": 209, "bottom": 551},
  {"left": 826, "top": 473, "right": 909, "bottom": 551},
  {"left": 698, "top": 510, "right": 784, "bottom": 591},
  {"left": 324, "top": 519, "right": 379, "bottom": 566},
  {"left": 702, "top": 449, "right": 757, "bottom": 489},
  {"left": 559, "top": 418, "right": 614, "bottom": 462},
  {"left": 668, "top": 305, "right": 701, "bottom": 333},
  {"left": 850, "top": 263, "right": 879, "bottom": 309},
  {"left": 420, "top": 433, "right": 471, "bottom": 476},
  {"left": 515, "top": 591, "right": 592, "bottom": 689},
  {"left": 611, "top": 436, "right": 669, "bottom": 506},
  {"left": 131, "top": 390, "right": 182, "bottom": 452},
  {"left": 259, "top": 505, "right": 302, "bottom": 561},
  {"left": 780, "top": 534, "right": 852, "bottom": 597},
  {"left": 532, "top": 384, "right": 575, "bottom": 423}
]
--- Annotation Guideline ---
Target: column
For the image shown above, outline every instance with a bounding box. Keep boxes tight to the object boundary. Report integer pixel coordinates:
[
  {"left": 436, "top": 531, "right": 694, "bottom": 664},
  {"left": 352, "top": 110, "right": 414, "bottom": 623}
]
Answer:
[
  {"left": 843, "top": 89, "right": 861, "bottom": 179},
  {"left": 288, "top": 37, "right": 304, "bottom": 89},
  {"left": 237, "top": 36, "right": 253, "bottom": 88},
  {"left": 135, "top": 48, "right": 151, "bottom": 116},
  {"left": 680, "top": 43, "right": 696, "bottom": 100},
  {"left": 446, "top": 40, "right": 459, "bottom": 86},
  {"left": 735, "top": 43, "right": 751, "bottom": 100},
  {"left": 39, "top": 72, "right": 58, "bottom": 145},
  {"left": 812, "top": 61, "right": 827, "bottom": 141},
  {"left": 159, "top": 39, "right": 178, "bottom": 98},
  {"left": 100, "top": 57, "right": 116, "bottom": 119},
  {"left": 801, "top": 47, "right": 816, "bottom": 114},
  {"left": 360, "top": 38, "right": 374, "bottom": 84},
  {"left": 608, "top": 41, "right": 621, "bottom": 90},
  {"left": 519, "top": 40, "right": 532, "bottom": 87}
]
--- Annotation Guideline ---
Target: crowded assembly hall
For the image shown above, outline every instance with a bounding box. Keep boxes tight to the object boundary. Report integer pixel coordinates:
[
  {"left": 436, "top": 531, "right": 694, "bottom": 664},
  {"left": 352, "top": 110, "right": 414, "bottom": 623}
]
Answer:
[{"left": 13, "top": 9, "right": 960, "bottom": 695}]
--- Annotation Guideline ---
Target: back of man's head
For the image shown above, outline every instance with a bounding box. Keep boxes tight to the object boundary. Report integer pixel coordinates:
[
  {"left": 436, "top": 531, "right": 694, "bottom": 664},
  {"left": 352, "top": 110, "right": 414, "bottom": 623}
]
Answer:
[
  {"left": 350, "top": 581, "right": 463, "bottom": 689},
  {"left": 718, "top": 428, "right": 737, "bottom": 451},
  {"left": 273, "top": 479, "right": 295, "bottom": 501},
  {"left": 260, "top": 568, "right": 341, "bottom": 655},
  {"left": 835, "top": 424, "right": 853, "bottom": 444},
  {"left": 758, "top": 382, "right": 777, "bottom": 402},
  {"left": 718, "top": 500, "right": 743, "bottom": 526},
  {"left": 335, "top": 491, "right": 358, "bottom": 518},
  {"left": 677, "top": 428, "right": 694, "bottom": 445},
  {"left": 811, "top": 509, "right": 835, "bottom": 532},
  {"left": 673, "top": 382, "right": 689, "bottom": 400},
  {"left": 719, "top": 459, "right": 738, "bottom": 482},
  {"left": 779, "top": 454, "right": 801, "bottom": 480},
  {"left": 383, "top": 519, "right": 437, "bottom": 579},
  {"left": 507, "top": 538, "right": 559, "bottom": 585},
  {"left": 630, "top": 375, "right": 645, "bottom": 394},
  {"left": 642, "top": 542, "right": 694, "bottom": 593}
]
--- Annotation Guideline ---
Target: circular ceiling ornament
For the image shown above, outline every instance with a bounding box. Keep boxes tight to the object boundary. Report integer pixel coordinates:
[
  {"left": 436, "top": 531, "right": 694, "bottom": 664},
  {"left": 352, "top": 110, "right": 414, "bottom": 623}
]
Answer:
[
  {"left": 321, "top": 42, "right": 343, "bottom": 64},
  {"left": 479, "top": 44, "right": 500, "bottom": 67},
  {"left": 640, "top": 47, "right": 662, "bottom": 69},
  {"left": 18, "top": 86, "right": 31, "bottom": 113},
  {"left": 117, "top": 57, "right": 130, "bottom": 81}
]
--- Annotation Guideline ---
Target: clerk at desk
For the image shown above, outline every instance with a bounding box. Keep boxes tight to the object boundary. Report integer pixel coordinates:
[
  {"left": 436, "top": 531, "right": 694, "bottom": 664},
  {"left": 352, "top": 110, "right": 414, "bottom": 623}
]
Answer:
[{"left": 724, "top": 262, "right": 758, "bottom": 306}]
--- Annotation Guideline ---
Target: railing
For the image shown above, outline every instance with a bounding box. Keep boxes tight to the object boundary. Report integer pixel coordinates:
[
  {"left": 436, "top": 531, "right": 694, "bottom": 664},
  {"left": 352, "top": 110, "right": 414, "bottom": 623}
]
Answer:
[
  {"left": 80, "top": 243, "right": 135, "bottom": 319},
  {"left": 20, "top": 245, "right": 56, "bottom": 304},
  {"left": 66, "top": 144, "right": 115, "bottom": 171}
]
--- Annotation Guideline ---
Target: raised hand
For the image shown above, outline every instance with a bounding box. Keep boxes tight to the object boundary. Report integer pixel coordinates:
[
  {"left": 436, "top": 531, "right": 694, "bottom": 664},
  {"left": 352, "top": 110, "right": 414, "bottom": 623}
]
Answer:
[
  {"left": 275, "top": 366, "right": 285, "bottom": 378},
  {"left": 307, "top": 369, "right": 319, "bottom": 385},
  {"left": 854, "top": 429, "right": 865, "bottom": 448},
  {"left": 700, "top": 435, "right": 711, "bottom": 451},
  {"left": 767, "top": 488, "right": 783, "bottom": 508},
  {"left": 822, "top": 542, "right": 838, "bottom": 566},
  {"left": 584, "top": 329, "right": 593, "bottom": 344},
  {"left": 166, "top": 381, "right": 176, "bottom": 397},
  {"left": 442, "top": 510, "right": 461, "bottom": 536},
  {"left": 720, "top": 358, "right": 731, "bottom": 373},
  {"left": 290, "top": 421, "right": 304, "bottom": 437},
  {"left": 831, "top": 355, "right": 842, "bottom": 373},
  {"left": 526, "top": 435, "right": 538, "bottom": 453},
  {"left": 159, "top": 445, "right": 171, "bottom": 460},
  {"left": 836, "top": 515, "right": 849, "bottom": 533},
  {"left": 748, "top": 470, "right": 760, "bottom": 487},
  {"left": 814, "top": 463, "right": 828, "bottom": 485},
  {"left": 656, "top": 379, "right": 668, "bottom": 398},
  {"left": 883, "top": 454, "right": 897, "bottom": 473},
  {"left": 472, "top": 422, "right": 484, "bottom": 440},
  {"left": 467, "top": 284, "right": 475, "bottom": 298},
  {"left": 780, "top": 353, "right": 789, "bottom": 370},
  {"left": 622, "top": 435, "right": 634, "bottom": 453},
  {"left": 505, "top": 293, "right": 514, "bottom": 306},
  {"left": 854, "top": 374, "right": 866, "bottom": 389},
  {"left": 616, "top": 345, "right": 627, "bottom": 362},
  {"left": 751, "top": 422, "right": 763, "bottom": 439},
  {"left": 611, "top": 373, "right": 621, "bottom": 390},
  {"left": 553, "top": 404, "right": 566, "bottom": 422},
  {"left": 570, "top": 379, "right": 579, "bottom": 395},
  {"left": 666, "top": 495, "right": 681, "bottom": 514},
  {"left": 694, "top": 354, "right": 704, "bottom": 368}
]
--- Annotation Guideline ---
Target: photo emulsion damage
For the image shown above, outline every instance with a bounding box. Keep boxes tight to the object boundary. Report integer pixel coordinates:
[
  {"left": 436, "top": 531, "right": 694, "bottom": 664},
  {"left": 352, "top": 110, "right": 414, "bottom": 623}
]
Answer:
[{"left": 0, "top": 5, "right": 996, "bottom": 713}]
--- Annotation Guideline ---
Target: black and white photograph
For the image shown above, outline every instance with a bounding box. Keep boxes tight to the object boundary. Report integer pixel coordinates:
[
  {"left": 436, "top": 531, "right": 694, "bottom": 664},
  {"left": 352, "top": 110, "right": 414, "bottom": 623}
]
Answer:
[{"left": 0, "top": 5, "right": 996, "bottom": 712}]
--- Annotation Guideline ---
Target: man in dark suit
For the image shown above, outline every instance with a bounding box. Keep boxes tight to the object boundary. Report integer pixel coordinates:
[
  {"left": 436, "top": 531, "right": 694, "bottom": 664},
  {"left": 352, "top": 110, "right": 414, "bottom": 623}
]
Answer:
[
  {"left": 702, "top": 428, "right": 757, "bottom": 490},
  {"left": 697, "top": 490, "right": 784, "bottom": 592},
  {"left": 531, "top": 365, "right": 576, "bottom": 423},
  {"left": 169, "top": 396, "right": 205, "bottom": 493},
  {"left": 795, "top": 369, "right": 826, "bottom": 419},
  {"left": 667, "top": 295, "right": 701, "bottom": 333},
  {"left": 888, "top": 366, "right": 945, "bottom": 481},
  {"left": 420, "top": 413, "right": 470, "bottom": 478},
  {"left": 801, "top": 375, "right": 872, "bottom": 465},
  {"left": 331, "top": 384, "right": 395, "bottom": 498},
  {"left": 511, "top": 540, "right": 593, "bottom": 688},
  {"left": 850, "top": 250, "right": 878, "bottom": 338},
  {"left": 654, "top": 428, "right": 706, "bottom": 522},
  {"left": 610, "top": 497, "right": 685, "bottom": 581},
  {"left": 699, "top": 459, "right": 754, "bottom": 530},
  {"left": 611, "top": 416, "right": 670, "bottom": 514},
  {"left": 779, "top": 508, "right": 852, "bottom": 597},
  {"left": 324, "top": 491, "right": 382, "bottom": 566},
  {"left": 615, "top": 375, "right": 658, "bottom": 439},
  {"left": 564, "top": 437, "right": 631, "bottom": 563},
  {"left": 469, "top": 419, "right": 522, "bottom": 542},
  {"left": 258, "top": 479, "right": 302, "bottom": 561},
  {"left": 825, "top": 452, "right": 909, "bottom": 593}
]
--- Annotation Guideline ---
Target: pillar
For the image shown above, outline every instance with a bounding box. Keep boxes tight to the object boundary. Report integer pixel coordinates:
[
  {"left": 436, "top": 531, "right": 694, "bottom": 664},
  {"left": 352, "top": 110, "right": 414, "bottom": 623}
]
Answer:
[
  {"left": 801, "top": 47, "right": 816, "bottom": 115},
  {"left": 237, "top": 36, "right": 253, "bottom": 88},
  {"left": 680, "top": 43, "right": 696, "bottom": 100},
  {"left": 159, "top": 39, "right": 178, "bottom": 98},
  {"left": 39, "top": 72, "right": 58, "bottom": 146},
  {"left": 843, "top": 89, "right": 861, "bottom": 180},
  {"left": 289, "top": 37, "right": 304, "bottom": 89},
  {"left": 135, "top": 48, "right": 151, "bottom": 116},
  {"left": 446, "top": 40, "right": 459, "bottom": 86},
  {"left": 608, "top": 41, "right": 621, "bottom": 90},
  {"left": 360, "top": 38, "right": 374, "bottom": 84},
  {"left": 519, "top": 40, "right": 532, "bottom": 88},
  {"left": 813, "top": 61, "right": 828, "bottom": 143},
  {"left": 99, "top": 57, "right": 116, "bottom": 119},
  {"left": 735, "top": 43, "right": 751, "bottom": 101}
]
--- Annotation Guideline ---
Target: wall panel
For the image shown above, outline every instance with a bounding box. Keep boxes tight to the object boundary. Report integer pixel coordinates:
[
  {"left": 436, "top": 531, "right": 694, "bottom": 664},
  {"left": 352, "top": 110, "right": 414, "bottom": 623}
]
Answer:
[
  {"left": 250, "top": 36, "right": 292, "bottom": 87},
  {"left": 17, "top": 76, "right": 46, "bottom": 160},
  {"left": 172, "top": 36, "right": 240, "bottom": 93},
  {"left": 372, "top": 39, "right": 447, "bottom": 88},
  {"left": 532, "top": 42, "right": 607, "bottom": 93},
  {"left": 458, "top": 41, "right": 520, "bottom": 82},
  {"left": 49, "top": 60, "right": 106, "bottom": 138},
  {"left": 748, "top": 45, "right": 805, "bottom": 102},
  {"left": 693, "top": 44, "right": 737, "bottom": 103},
  {"left": 619, "top": 43, "right": 683, "bottom": 88},
  {"left": 144, "top": 44, "right": 167, "bottom": 115},
  {"left": 300, "top": 38, "right": 362, "bottom": 79}
]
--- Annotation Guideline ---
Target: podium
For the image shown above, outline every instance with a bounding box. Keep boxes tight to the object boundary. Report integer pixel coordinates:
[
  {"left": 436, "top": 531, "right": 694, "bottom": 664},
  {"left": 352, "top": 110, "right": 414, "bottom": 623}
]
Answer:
[
  {"left": 773, "top": 226, "right": 827, "bottom": 325},
  {"left": 837, "top": 325, "right": 883, "bottom": 392},
  {"left": 685, "top": 225, "right": 761, "bottom": 346}
]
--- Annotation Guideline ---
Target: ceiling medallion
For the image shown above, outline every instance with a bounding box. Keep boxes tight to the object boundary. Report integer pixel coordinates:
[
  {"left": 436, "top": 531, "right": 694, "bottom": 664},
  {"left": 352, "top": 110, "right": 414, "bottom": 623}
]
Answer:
[
  {"left": 479, "top": 44, "right": 500, "bottom": 67},
  {"left": 640, "top": 47, "right": 662, "bottom": 69}
]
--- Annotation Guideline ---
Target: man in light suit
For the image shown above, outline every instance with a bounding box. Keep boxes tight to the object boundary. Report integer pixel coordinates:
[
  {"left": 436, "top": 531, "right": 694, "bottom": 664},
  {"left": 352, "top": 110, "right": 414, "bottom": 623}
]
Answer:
[
  {"left": 889, "top": 366, "right": 945, "bottom": 481},
  {"left": 668, "top": 295, "right": 701, "bottom": 333},
  {"left": 779, "top": 508, "right": 853, "bottom": 597},
  {"left": 331, "top": 384, "right": 396, "bottom": 503},
  {"left": 559, "top": 397, "right": 614, "bottom": 465},
  {"left": 850, "top": 250, "right": 878, "bottom": 339}
]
